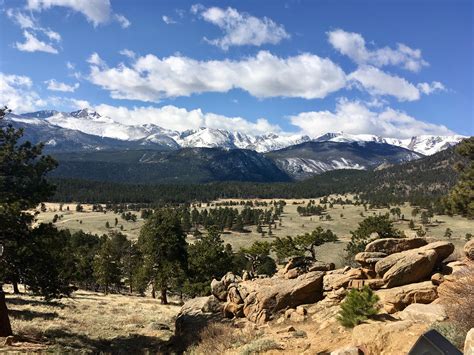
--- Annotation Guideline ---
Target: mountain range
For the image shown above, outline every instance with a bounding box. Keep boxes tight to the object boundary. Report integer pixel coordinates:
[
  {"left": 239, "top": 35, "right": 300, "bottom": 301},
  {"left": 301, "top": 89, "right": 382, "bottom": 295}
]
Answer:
[{"left": 3, "top": 108, "right": 467, "bottom": 183}]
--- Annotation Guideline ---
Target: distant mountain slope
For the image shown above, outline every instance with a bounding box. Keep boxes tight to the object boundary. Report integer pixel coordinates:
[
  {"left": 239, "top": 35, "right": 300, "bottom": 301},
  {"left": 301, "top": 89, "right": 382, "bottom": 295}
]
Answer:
[
  {"left": 50, "top": 148, "right": 291, "bottom": 184},
  {"left": 12, "top": 109, "right": 465, "bottom": 155},
  {"left": 266, "top": 141, "right": 422, "bottom": 180},
  {"left": 50, "top": 140, "right": 467, "bottom": 206}
]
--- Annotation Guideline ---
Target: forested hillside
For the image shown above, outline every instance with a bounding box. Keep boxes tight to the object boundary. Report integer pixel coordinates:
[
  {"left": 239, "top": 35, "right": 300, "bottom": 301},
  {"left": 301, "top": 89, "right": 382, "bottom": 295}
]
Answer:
[{"left": 51, "top": 142, "right": 466, "bottom": 208}]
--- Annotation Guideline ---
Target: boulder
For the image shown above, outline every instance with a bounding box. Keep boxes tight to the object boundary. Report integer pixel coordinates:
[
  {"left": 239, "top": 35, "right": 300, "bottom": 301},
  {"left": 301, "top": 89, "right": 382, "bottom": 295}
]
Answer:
[
  {"left": 381, "top": 249, "right": 437, "bottom": 288},
  {"left": 227, "top": 285, "right": 244, "bottom": 305},
  {"left": 465, "top": 328, "right": 474, "bottom": 355},
  {"left": 175, "top": 296, "right": 225, "bottom": 348},
  {"left": 223, "top": 301, "right": 243, "bottom": 318},
  {"left": 465, "top": 240, "right": 474, "bottom": 261},
  {"left": 211, "top": 272, "right": 241, "bottom": 301},
  {"left": 348, "top": 278, "right": 385, "bottom": 290},
  {"left": 398, "top": 303, "right": 447, "bottom": 323},
  {"left": 418, "top": 241, "right": 454, "bottom": 263},
  {"left": 352, "top": 320, "right": 428, "bottom": 355},
  {"left": 210, "top": 279, "right": 227, "bottom": 301},
  {"left": 430, "top": 273, "right": 444, "bottom": 285},
  {"left": 241, "top": 271, "right": 324, "bottom": 323},
  {"left": 355, "top": 252, "right": 387, "bottom": 266},
  {"left": 308, "top": 261, "right": 335, "bottom": 272},
  {"left": 283, "top": 256, "right": 307, "bottom": 273},
  {"left": 365, "top": 238, "right": 427, "bottom": 254},
  {"left": 323, "top": 268, "right": 366, "bottom": 291},
  {"left": 376, "top": 281, "right": 438, "bottom": 313}
]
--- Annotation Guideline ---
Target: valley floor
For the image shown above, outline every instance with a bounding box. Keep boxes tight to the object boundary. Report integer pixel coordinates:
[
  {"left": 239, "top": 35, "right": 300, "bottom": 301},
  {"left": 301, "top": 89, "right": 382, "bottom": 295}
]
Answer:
[{"left": 37, "top": 197, "right": 473, "bottom": 267}]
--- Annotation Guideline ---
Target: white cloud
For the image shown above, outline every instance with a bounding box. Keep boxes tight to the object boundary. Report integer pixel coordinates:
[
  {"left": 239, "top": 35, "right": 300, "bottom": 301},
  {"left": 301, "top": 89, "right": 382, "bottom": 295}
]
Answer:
[
  {"left": 15, "top": 30, "right": 59, "bottom": 54},
  {"left": 0, "top": 72, "right": 47, "bottom": 112},
  {"left": 328, "top": 29, "right": 428, "bottom": 72},
  {"left": 87, "top": 52, "right": 106, "bottom": 67},
  {"left": 94, "top": 104, "right": 281, "bottom": 135},
  {"left": 87, "top": 51, "right": 346, "bottom": 101},
  {"left": 417, "top": 81, "right": 446, "bottom": 95},
  {"left": 119, "top": 49, "right": 136, "bottom": 59},
  {"left": 45, "top": 79, "right": 80, "bottom": 92},
  {"left": 348, "top": 66, "right": 421, "bottom": 101},
  {"left": 26, "top": 0, "right": 127, "bottom": 27},
  {"left": 192, "top": 5, "right": 290, "bottom": 50},
  {"left": 66, "top": 61, "right": 75, "bottom": 70},
  {"left": 44, "top": 29, "right": 61, "bottom": 41},
  {"left": 114, "top": 14, "right": 131, "bottom": 28},
  {"left": 6, "top": 8, "right": 36, "bottom": 28},
  {"left": 162, "top": 15, "right": 177, "bottom": 24},
  {"left": 290, "top": 98, "right": 454, "bottom": 139}
]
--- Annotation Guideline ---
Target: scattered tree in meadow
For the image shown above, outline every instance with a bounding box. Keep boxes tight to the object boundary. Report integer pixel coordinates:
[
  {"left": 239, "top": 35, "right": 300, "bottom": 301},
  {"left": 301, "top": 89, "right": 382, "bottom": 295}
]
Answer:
[
  {"left": 346, "top": 214, "right": 400, "bottom": 257},
  {"left": 273, "top": 227, "right": 338, "bottom": 262}
]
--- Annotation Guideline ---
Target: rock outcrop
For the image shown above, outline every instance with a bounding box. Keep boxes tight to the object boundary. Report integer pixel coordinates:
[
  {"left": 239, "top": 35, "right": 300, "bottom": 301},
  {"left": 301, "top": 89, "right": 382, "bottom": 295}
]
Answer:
[
  {"left": 376, "top": 281, "right": 438, "bottom": 313},
  {"left": 398, "top": 303, "right": 447, "bottom": 323},
  {"left": 365, "top": 238, "right": 427, "bottom": 254},
  {"left": 465, "top": 239, "right": 474, "bottom": 261}
]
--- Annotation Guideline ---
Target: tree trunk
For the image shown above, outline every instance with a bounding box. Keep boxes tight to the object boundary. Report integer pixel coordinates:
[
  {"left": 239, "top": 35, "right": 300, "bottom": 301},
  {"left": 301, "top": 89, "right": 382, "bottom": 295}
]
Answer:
[
  {"left": 0, "top": 285, "right": 13, "bottom": 337},
  {"left": 151, "top": 283, "right": 156, "bottom": 299},
  {"left": 160, "top": 288, "right": 168, "bottom": 305},
  {"left": 12, "top": 281, "right": 20, "bottom": 294}
]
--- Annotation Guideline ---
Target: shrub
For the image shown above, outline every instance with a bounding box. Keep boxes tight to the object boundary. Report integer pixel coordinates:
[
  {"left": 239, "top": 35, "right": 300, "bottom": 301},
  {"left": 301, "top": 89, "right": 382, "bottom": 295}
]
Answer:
[{"left": 337, "top": 286, "right": 379, "bottom": 328}]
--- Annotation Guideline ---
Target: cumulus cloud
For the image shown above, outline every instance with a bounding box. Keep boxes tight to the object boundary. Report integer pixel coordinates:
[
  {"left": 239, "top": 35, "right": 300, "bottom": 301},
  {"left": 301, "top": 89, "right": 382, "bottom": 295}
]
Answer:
[
  {"left": 328, "top": 29, "right": 428, "bottom": 72},
  {"left": 0, "top": 72, "right": 47, "bottom": 112},
  {"left": 15, "top": 30, "right": 59, "bottom": 54},
  {"left": 114, "top": 14, "right": 131, "bottom": 28},
  {"left": 94, "top": 104, "right": 281, "bottom": 135},
  {"left": 119, "top": 49, "right": 136, "bottom": 59},
  {"left": 87, "top": 51, "right": 346, "bottom": 101},
  {"left": 26, "top": 0, "right": 129, "bottom": 27},
  {"left": 348, "top": 66, "right": 421, "bottom": 101},
  {"left": 290, "top": 98, "right": 454, "bottom": 139},
  {"left": 192, "top": 5, "right": 290, "bottom": 50},
  {"left": 162, "top": 15, "right": 177, "bottom": 24},
  {"left": 417, "top": 81, "right": 446, "bottom": 95},
  {"left": 7, "top": 8, "right": 61, "bottom": 53},
  {"left": 45, "top": 79, "right": 80, "bottom": 92}
]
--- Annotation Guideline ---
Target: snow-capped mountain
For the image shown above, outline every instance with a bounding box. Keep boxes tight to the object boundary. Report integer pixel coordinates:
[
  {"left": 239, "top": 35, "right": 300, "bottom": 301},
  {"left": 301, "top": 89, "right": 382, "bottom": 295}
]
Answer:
[
  {"left": 6, "top": 109, "right": 466, "bottom": 156},
  {"left": 312, "top": 132, "right": 466, "bottom": 155}
]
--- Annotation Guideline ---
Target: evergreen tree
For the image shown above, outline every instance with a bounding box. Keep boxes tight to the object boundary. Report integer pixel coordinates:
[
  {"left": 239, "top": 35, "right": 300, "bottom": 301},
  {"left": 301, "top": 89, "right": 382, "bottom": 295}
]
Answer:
[
  {"left": 137, "top": 209, "right": 187, "bottom": 304},
  {"left": 273, "top": 227, "right": 338, "bottom": 261},
  {"left": 0, "top": 106, "right": 60, "bottom": 336},
  {"left": 444, "top": 137, "right": 473, "bottom": 218},
  {"left": 185, "top": 226, "right": 233, "bottom": 296},
  {"left": 346, "top": 214, "right": 400, "bottom": 257},
  {"left": 337, "top": 286, "right": 379, "bottom": 327},
  {"left": 240, "top": 241, "right": 275, "bottom": 275}
]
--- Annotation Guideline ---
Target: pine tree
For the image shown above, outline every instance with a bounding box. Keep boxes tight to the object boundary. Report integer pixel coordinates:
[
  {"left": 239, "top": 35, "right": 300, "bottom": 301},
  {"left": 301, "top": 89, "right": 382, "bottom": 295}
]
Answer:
[
  {"left": 273, "top": 227, "right": 338, "bottom": 261},
  {"left": 337, "top": 286, "right": 379, "bottom": 328},
  {"left": 0, "top": 106, "right": 60, "bottom": 336},
  {"left": 444, "top": 137, "right": 474, "bottom": 218},
  {"left": 137, "top": 209, "right": 187, "bottom": 304}
]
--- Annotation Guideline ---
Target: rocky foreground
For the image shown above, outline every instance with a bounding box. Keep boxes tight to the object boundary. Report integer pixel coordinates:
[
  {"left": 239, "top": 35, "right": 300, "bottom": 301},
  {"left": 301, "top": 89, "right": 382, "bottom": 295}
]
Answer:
[{"left": 175, "top": 238, "right": 474, "bottom": 354}]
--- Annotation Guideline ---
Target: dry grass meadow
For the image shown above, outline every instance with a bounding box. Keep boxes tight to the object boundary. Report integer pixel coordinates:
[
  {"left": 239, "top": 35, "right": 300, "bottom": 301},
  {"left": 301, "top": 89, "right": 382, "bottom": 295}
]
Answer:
[
  {"left": 1, "top": 286, "right": 180, "bottom": 353},
  {"left": 36, "top": 196, "right": 473, "bottom": 266}
]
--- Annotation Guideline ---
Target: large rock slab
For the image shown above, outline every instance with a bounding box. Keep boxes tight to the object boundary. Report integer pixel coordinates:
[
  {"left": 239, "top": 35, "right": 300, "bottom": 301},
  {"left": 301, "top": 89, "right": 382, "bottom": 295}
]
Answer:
[
  {"left": 418, "top": 241, "right": 455, "bottom": 263},
  {"left": 242, "top": 271, "right": 324, "bottom": 323},
  {"left": 352, "top": 320, "right": 428, "bottom": 355},
  {"left": 323, "top": 268, "right": 366, "bottom": 291},
  {"left": 465, "top": 240, "right": 474, "bottom": 261},
  {"left": 365, "top": 238, "right": 427, "bottom": 254},
  {"left": 398, "top": 303, "right": 447, "bottom": 323},
  {"left": 175, "top": 296, "right": 224, "bottom": 348},
  {"left": 465, "top": 328, "right": 474, "bottom": 355},
  {"left": 376, "top": 281, "right": 438, "bottom": 313},
  {"left": 381, "top": 249, "right": 437, "bottom": 288},
  {"left": 355, "top": 252, "right": 387, "bottom": 267}
]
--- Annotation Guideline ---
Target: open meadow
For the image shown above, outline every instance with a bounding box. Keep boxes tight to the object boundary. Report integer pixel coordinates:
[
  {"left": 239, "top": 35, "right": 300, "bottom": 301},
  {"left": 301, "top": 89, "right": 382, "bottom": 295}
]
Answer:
[{"left": 36, "top": 196, "right": 473, "bottom": 267}]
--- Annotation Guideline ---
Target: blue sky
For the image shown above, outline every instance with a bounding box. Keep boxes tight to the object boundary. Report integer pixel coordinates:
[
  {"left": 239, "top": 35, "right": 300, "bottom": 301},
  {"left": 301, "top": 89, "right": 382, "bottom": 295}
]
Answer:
[{"left": 0, "top": 0, "right": 472, "bottom": 138}]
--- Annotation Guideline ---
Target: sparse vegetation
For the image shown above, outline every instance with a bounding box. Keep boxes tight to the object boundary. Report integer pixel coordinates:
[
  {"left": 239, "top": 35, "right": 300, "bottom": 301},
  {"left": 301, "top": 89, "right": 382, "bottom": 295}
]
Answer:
[{"left": 337, "top": 286, "right": 379, "bottom": 328}]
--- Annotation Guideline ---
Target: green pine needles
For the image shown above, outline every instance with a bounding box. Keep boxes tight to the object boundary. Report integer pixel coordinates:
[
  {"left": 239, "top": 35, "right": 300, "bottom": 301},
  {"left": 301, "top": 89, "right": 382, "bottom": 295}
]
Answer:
[{"left": 337, "top": 286, "right": 380, "bottom": 328}]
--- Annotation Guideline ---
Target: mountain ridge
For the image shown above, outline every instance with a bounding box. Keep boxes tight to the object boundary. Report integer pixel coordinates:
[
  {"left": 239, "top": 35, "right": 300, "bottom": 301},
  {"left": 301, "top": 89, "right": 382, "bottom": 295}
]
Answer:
[{"left": 7, "top": 109, "right": 466, "bottom": 155}]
